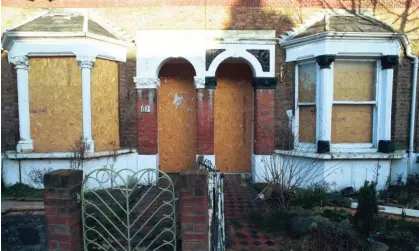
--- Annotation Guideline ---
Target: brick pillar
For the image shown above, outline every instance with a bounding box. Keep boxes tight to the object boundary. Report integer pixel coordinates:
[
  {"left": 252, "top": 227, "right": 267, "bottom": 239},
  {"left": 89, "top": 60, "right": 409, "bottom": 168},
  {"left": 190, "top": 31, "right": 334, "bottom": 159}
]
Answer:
[
  {"left": 254, "top": 88, "right": 275, "bottom": 154},
  {"left": 44, "top": 169, "right": 83, "bottom": 251},
  {"left": 137, "top": 88, "right": 158, "bottom": 154},
  {"left": 180, "top": 169, "right": 209, "bottom": 251},
  {"left": 196, "top": 88, "right": 214, "bottom": 155}
]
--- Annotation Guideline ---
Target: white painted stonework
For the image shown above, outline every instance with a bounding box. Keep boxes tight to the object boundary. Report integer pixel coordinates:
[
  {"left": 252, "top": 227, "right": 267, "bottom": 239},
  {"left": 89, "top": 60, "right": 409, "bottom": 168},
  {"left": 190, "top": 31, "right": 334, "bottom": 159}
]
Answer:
[
  {"left": 281, "top": 33, "right": 402, "bottom": 62},
  {"left": 135, "top": 30, "right": 276, "bottom": 86},
  {"left": 252, "top": 151, "right": 409, "bottom": 191},
  {"left": 2, "top": 151, "right": 138, "bottom": 188}
]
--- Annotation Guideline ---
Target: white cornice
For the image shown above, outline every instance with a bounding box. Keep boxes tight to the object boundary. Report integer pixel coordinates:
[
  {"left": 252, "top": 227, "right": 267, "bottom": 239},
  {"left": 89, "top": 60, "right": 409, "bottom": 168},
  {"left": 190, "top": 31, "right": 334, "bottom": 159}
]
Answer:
[
  {"left": 280, "top": 31, "right": 404, "bottom": 48},
  {"left": 2, "top": 31, "right": 132, "bottom": 50}
]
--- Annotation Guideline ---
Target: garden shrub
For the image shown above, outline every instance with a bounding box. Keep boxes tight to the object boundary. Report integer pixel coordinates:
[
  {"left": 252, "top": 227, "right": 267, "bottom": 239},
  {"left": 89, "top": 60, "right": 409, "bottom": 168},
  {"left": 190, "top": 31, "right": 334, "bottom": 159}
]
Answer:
[
  {"left": 292, "top": 183, "right": 328, "bottom": 209},
  {"left": 354, "top": 181, "right": 378, "bottom": 236},
  {"left": 3, "top": 182, "right": 41, "bottom": 197}
]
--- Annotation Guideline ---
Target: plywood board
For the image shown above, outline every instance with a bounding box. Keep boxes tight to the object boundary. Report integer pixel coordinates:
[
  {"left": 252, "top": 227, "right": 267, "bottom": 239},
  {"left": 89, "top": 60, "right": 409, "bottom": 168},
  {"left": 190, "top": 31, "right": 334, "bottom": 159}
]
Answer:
[
  {"left": 29, "top": 57, "right": 82, "bottom": 152},
  {"left": 215, "top": 63, "right": 253, "bottom": 173},
  {"left": 298, "top": 63, "right": 316, "bottom": 103},
  {"left": 299, "top": 106, "right": 316, "bottom": 143},
  {"left": 332, "top": 105, "right": 373, "bottom": 143},
  {"left": 91, "top": 58, "right": 120, "bottom": 151},
  {"left": 158, "top": 62, "right": 196, "bottom": 173},
  {"left": 334, "top": 61, "right": 375, "bottom": 101}
]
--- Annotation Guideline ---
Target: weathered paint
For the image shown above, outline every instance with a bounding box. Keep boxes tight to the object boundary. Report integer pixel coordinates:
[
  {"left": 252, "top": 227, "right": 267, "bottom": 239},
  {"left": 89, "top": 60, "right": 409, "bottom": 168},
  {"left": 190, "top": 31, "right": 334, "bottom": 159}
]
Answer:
[
  {"left": 158, "top": 61, "right": 196, "bottom": 173},
  {"left": 215, "top": 63, "right": 253, "bottom": 173}
]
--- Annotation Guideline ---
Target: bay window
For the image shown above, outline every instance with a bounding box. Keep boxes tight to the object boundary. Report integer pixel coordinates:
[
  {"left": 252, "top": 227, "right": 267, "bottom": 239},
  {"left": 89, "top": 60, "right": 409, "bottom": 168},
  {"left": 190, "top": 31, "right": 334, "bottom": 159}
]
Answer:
[{"left": 295, "top": 56, "right": 396, "bottom": 153}]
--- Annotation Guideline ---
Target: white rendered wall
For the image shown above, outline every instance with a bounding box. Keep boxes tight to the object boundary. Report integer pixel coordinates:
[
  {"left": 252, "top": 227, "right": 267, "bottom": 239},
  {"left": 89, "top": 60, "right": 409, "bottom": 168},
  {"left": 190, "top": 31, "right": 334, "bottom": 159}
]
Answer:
[
  {"left": 253, "top": 153, "right": 396, "bottom": 190},
  {"left": 2, "top": 153, "right": 138, "bottom": 188}
]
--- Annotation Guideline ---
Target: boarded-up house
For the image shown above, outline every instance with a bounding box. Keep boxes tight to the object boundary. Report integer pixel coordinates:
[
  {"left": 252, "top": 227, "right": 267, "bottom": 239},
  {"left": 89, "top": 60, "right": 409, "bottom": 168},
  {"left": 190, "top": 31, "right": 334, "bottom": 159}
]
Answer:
[{"left": 1, "top": 0, "right": 418, "bottom": 189}]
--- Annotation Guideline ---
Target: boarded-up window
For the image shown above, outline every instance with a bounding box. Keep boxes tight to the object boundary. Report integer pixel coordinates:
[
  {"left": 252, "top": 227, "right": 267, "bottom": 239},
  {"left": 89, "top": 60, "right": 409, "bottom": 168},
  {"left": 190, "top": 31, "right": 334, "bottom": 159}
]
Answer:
[
  {"left": 332, "top": 61, "right": 376, "bottom": 143},
  {"left": 298, "top": 62, "right": 316, "bottom": 143},
  {"left": 334, "top": 61, "right": 375, "bottom": 101}
]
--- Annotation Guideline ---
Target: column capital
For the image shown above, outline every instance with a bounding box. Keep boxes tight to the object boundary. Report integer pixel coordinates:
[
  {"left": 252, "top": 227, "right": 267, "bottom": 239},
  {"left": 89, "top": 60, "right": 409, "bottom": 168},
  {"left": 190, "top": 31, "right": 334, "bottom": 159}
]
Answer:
[
  {"left": 204, "top": 77, "right": 217, "bottom": 89},
  {"left": 77, "top": 56, "right": 96, "bottom": 70},
  {"left": 10, "top": 56, "right": 29, "bottom": 70},
  {"left": 381, "top": 55, "right": 399, "bottom": 69},
  {"left": 316, "top": 55, "right": 336, "bottom": 69},
  {"left": 134, "top": 77, "right": 160, "bottom": 89},
  {"left": 194, "top": 77, "right": 206, "bottom": 88}
]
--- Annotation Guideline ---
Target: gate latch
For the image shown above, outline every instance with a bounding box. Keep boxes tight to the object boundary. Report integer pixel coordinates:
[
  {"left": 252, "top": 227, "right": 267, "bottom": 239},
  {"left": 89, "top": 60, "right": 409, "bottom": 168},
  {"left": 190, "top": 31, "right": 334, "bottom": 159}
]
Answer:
[{"left": 76, "top": 193, "right": 81, "bottom": 203}]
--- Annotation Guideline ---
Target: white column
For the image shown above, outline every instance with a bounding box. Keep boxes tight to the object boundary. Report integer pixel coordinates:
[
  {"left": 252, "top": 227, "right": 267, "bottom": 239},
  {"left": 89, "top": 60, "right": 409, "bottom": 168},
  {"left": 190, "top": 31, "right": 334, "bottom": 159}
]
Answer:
[
  {"left": 10, "top": 56, "right": 34, "bottom": 153},
  {"left": 316, "top": 55, "right": 335, "bottom": 153},
  {"left": 380, "top": 67, "right": 393, "bottom": 141},
  {"left": 77, "top": 56, "right": 96, "bottom": 152}
]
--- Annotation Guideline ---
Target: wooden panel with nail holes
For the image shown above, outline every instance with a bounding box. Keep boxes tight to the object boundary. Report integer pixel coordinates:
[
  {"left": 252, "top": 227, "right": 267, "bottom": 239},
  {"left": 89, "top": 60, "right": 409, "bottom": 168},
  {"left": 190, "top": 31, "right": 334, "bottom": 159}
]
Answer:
[
  {"left": 299, "top": 106, "right": 316, "bottom": 143},
  {"left": 29, "top": 57, "right": 82, "bottom": 152},
  {"left": 332, "top": 105, "right": 373, "bottom": 143},
  {"left": 91, "top": 58, "right": 120, "bottom": 151},
  {"left": 158, "top": 62, "right": 196, "bottom": 173},
  {"left": 215, "top": 63, "right": 253, "bottom": 173}
]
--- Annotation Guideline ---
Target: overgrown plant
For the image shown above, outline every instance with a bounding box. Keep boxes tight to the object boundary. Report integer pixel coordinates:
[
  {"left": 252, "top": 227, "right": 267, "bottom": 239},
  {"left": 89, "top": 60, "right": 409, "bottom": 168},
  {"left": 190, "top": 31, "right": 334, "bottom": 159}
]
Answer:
[
  {"left": 256, "top": 122, "right": 340, "bottom": 210},
  {"left": 27, "top": 167, "right": 53, "bottom": 187},
  {"left": 68, "top": 137, "right": 88, "bottom": 170},
  {"left": 354, "top": 181, "right": 379, "bottom": 236}
]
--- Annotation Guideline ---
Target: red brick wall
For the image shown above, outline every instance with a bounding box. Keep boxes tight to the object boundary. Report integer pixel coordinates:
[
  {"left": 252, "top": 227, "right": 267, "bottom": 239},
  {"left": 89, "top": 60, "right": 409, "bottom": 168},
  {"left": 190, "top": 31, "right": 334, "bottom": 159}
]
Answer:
[
  {"left": 196, "top": 88, "right": 214, "bottom": 155},
  {"left": 179, "top": 170, "right": 209, "bottom": 251},
  {"left": 1, "top": 51, "right": 19, "bottom": 152},
  {"left": 119, "top": 49, "right": 138, "bottom": 149},
  {"left": 44, "top": 170, "right": 83, "bottom": 251},
  {"left": 254, "top": 89, "right": 275, "bottom": 154},
  {"left": 136, "top": 88, "right": 158, "bottom": 154}
]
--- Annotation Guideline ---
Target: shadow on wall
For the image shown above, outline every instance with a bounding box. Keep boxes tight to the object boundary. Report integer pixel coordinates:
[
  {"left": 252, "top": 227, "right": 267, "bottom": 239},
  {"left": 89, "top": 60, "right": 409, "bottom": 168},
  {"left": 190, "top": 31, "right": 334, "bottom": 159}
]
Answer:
[
  {"left": 320, "top": 0, "right": 419, "bottom": 35},
  {"left": 221, "top": 0, "right": 296, "bottom": 150}
]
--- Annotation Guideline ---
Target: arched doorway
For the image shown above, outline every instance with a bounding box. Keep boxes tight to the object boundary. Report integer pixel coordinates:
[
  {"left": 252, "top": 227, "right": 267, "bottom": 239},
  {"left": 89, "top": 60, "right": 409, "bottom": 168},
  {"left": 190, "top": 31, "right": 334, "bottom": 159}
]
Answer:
[
  {"left": 158, "top": 59, "right": 196, "bottom": 173},
  {"left": 215, "top": 59, "right": 254, "bottom": 173}
]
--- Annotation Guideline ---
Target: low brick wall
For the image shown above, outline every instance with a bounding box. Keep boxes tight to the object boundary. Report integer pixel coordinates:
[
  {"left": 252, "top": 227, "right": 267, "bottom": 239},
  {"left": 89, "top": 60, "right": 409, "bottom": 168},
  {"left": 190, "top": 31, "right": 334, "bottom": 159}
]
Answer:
[{"left": 180, "top": 169, "right": 209, "bottom": 251}]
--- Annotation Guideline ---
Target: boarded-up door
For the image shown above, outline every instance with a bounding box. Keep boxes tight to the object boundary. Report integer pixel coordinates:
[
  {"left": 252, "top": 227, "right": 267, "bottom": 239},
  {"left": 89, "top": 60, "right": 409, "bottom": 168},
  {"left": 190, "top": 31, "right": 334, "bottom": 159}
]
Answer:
[
  {"left": 158, "top": 62, "right": 196, "bottom": 173},
  {"left": 215, "top": 63, "right": 253, "bottom": 173}
]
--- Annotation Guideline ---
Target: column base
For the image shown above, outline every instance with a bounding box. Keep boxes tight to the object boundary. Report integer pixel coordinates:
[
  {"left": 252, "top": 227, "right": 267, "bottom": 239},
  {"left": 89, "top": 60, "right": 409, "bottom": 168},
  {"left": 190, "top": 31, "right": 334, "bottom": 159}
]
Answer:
[
  {"left": 378, "top": 140, "right": 395, "bottom": 153},
  {"left": 16, "top": 140, "right": 34, "bottom": 153},
  {"left": 84, "top": 139, "right": 95, "bottom": 153},
  {"left": 317, "top": 140, "right": 330, "bottom": 154}
]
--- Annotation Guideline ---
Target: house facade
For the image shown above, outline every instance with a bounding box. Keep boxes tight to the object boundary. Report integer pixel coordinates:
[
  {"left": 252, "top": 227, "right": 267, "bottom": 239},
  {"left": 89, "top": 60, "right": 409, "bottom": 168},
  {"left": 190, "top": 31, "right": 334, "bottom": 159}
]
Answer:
[{"left": 1, "top": 0, "right": 418, "bottom": 189}]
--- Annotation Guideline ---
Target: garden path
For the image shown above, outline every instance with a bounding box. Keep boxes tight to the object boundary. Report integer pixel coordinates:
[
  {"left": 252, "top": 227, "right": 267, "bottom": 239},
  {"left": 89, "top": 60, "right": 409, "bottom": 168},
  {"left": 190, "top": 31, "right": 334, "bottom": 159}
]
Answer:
[{"left": 224, "top": 174, "right": 283, "bottom": 251}]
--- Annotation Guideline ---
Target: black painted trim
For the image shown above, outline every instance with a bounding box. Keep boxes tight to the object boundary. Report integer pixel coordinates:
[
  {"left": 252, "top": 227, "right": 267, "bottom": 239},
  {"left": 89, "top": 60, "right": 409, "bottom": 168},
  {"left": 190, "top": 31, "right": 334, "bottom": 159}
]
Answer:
[
  {"left": 205, "top": 49, "right": 226, "bottom": 71},
  {"left": 378, "top": 140, "right": 395, "bottom": 153},
  {"left": 381, "top": 55, "right": 399, "bottom": 69},
  {"left": 246, "top": 49, "right": 270, "bottom": 72},
  {"left": 317, "top": 140, "right": 330, "bottom": 153},
  {"left": 316, "top": 55, "right": 336, "bottom": 69},
  {"left": 205, "top": 77, "right": 217, "bottom": 89},
  {"left": 252, "top": 77, "right": 277, "bottom": 89}
]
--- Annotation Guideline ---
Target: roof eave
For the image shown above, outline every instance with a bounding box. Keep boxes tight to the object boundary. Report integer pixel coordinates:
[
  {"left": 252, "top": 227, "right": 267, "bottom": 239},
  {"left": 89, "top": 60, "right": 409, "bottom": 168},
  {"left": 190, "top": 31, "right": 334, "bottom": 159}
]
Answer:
[
  {"left": 1, "top": 31, "right": 133, "bottom": 50},
  {"left": 279, "top": 31, "right": 405, "bottom": 48}
]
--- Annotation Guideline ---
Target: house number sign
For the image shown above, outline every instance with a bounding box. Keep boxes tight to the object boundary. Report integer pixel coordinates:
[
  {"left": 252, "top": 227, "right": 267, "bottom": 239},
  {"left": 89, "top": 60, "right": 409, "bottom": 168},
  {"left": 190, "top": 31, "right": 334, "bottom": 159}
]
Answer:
[{"left": 140, "top": 105, "right": 151, "bottom": 113}]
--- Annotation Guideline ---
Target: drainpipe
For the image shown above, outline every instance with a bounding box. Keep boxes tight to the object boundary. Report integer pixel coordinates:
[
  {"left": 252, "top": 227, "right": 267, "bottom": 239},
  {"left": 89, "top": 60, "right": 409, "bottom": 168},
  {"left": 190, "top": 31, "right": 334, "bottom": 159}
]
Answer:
[{"left": 405, "top": 37, "right": 419, "bottom": 174}]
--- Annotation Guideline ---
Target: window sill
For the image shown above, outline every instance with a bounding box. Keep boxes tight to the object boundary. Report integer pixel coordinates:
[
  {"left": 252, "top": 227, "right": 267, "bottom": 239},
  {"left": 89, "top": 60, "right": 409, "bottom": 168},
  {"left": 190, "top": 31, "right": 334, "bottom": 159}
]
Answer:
[
  {"left": 274, "top": 149, "right": 406, "bottom": 160},
  {"left": 5, "top": 149, "right": 137, "bottom": 160}
]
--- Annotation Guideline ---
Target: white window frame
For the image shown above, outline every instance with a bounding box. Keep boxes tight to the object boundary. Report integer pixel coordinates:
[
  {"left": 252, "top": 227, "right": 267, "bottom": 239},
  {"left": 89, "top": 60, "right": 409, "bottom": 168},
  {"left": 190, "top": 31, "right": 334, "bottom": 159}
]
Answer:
[
  {"left": 294, "top": 57, "right": 383, "bottom": 153},
  {"left": 294, "top": 60, "right": 318, "bottom": 152}
]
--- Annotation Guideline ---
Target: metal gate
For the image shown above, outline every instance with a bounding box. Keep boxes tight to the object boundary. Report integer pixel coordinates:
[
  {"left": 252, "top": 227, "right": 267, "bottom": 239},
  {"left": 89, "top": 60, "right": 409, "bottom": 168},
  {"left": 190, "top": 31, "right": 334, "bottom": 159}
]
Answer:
[
  {"left": 199, "top": 159, "right": 225, "bottom": 251},
  {"left": 81, "top": 168, "right": 176, "bottom": 251}
]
